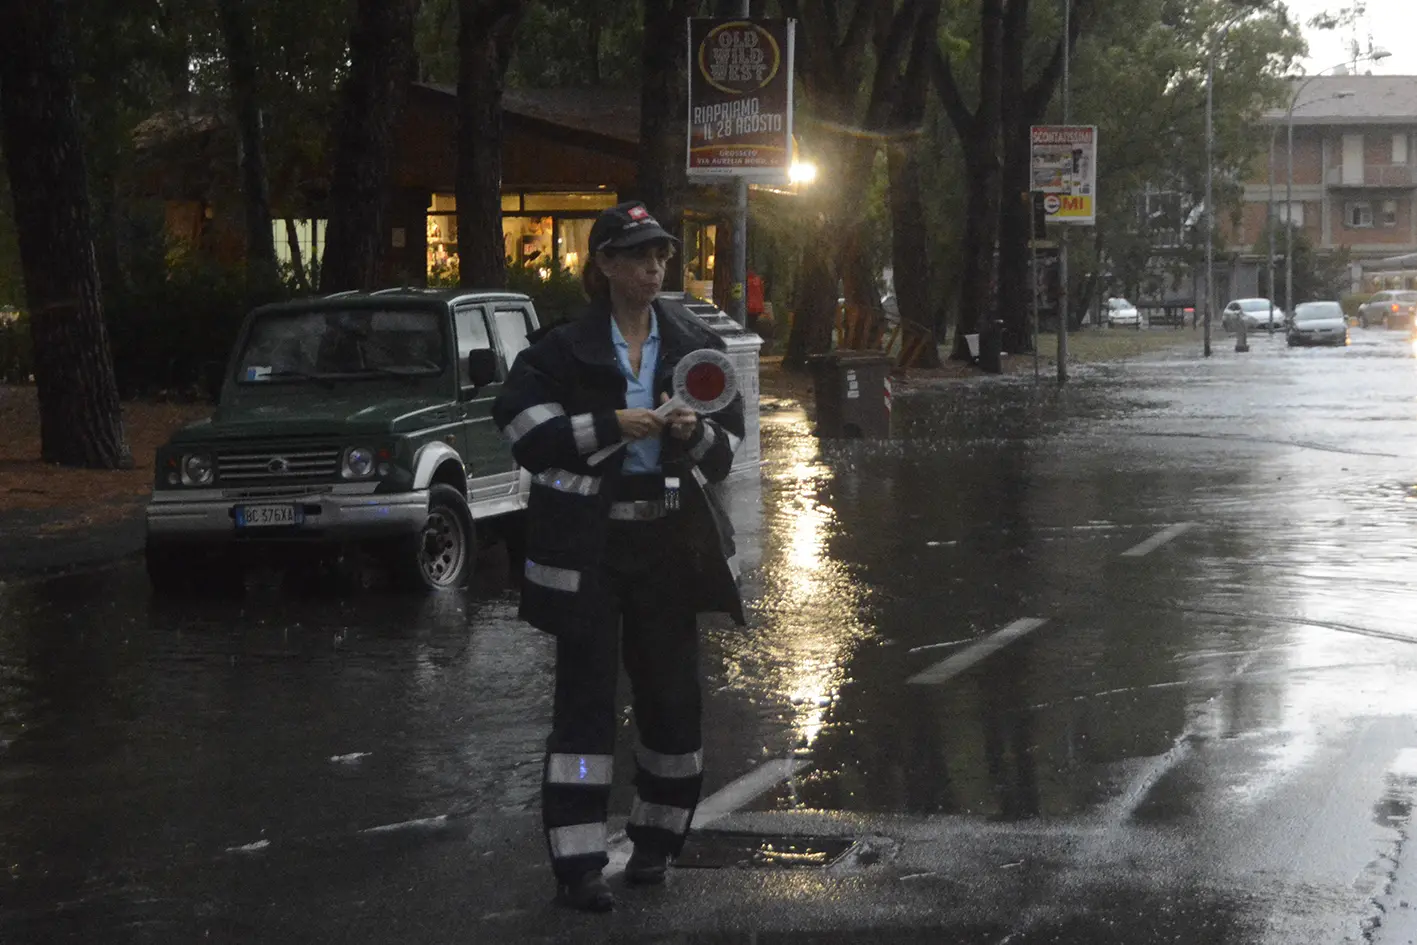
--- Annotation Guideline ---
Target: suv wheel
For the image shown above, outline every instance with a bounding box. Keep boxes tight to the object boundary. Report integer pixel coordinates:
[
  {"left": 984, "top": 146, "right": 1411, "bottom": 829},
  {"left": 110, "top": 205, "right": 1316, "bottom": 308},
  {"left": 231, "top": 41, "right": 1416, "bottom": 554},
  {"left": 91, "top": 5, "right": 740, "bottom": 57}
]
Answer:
[{"left": 393, "top": 483, "right": 474, "bottom": 591}]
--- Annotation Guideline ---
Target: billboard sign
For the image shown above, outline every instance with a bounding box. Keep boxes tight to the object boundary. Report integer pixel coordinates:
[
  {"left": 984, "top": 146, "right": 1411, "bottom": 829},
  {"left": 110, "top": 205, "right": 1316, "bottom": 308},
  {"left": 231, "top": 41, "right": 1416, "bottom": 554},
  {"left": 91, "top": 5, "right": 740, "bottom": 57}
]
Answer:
[
  {"left": 1030, "top": 125, "right": 1097, "bottom": 226},
  {"left": 687, "top": 18, "right": 796, "bottom": 179}
]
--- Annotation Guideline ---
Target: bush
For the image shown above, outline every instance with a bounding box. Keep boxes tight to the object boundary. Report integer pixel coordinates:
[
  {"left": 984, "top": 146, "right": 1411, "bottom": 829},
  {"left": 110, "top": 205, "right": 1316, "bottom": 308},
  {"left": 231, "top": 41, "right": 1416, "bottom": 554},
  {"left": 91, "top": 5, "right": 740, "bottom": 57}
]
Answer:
[
  {"left": 1340, "top": 293, "right": 1371, "bottom": 320},
  {"left": 105, "top": 248, "right": 288, "bottom": 402},
  {"left": 505, "top": 265, "right": 588, "bottom": 328},
  {"left": 0, "top": 310, "right": 32, "bottom": 384}
]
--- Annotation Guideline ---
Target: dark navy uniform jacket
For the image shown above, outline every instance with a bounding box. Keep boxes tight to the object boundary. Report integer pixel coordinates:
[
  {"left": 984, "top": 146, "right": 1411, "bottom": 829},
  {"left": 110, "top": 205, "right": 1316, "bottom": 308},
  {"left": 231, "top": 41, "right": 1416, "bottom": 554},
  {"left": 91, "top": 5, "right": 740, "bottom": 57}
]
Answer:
[{"left": 492, "top": 296, "right": 748, "bottom": 638}]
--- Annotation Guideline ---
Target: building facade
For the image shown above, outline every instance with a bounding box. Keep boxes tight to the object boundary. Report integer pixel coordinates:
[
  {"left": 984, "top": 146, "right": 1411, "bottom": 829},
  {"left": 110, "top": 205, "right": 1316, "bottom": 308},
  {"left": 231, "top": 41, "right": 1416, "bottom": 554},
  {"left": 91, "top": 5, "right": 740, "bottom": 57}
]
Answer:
[
  {"left": 133, "top": 83, "right": 730, "bottom": 303},
  {"left": 1232, "top": 75, "right": 1417, "bottom": 298}
]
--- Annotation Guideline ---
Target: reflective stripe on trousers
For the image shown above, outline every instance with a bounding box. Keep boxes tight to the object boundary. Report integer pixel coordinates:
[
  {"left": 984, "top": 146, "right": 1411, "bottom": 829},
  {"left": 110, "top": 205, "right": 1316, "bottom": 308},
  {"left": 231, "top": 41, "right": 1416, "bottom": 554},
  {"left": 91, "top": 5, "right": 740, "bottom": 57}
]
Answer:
[
  {"left": 547, "top": 752, "right": 614, "bottom": 786},
  {"left": 636, "top": 745, "right": 703, "bottom": 779},
  {"left": 548, "top": 822, "right": 607, "bottom": 859},
  {"left": 628, "top": 798, "right": 692, "bottom": 835}
]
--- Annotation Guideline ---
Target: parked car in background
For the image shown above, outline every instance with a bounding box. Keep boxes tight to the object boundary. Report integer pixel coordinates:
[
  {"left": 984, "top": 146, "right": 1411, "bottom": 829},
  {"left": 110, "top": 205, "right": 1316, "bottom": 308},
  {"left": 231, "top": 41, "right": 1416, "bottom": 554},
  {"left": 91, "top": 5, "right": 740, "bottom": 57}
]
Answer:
[
  {"left": 1286, "top": 301, "right": 1349, "bottom": 347},
  {"left": 1106, "top": 297, "right": 1140, "bottom": 327},
  {"left": 144, "top": 288, "right": 538, "bottom": 594},
  {"left": 1356, "top": 290, "right": 1417, "bottom": 329},
  {"left": 1221, "top": 298, "right": 1286, "bottom": 332}
]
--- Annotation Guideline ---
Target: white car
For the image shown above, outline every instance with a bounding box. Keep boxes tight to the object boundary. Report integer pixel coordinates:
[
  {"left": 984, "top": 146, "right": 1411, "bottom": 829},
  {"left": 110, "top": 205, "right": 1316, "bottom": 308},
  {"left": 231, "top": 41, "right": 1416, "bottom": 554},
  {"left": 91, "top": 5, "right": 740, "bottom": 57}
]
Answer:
[
  {"left": 1106, "top": 297, "right": 1140, "bottom": 327},
  {"left": 1221, "top": 298, "right": 1286, "bottom": 332}
]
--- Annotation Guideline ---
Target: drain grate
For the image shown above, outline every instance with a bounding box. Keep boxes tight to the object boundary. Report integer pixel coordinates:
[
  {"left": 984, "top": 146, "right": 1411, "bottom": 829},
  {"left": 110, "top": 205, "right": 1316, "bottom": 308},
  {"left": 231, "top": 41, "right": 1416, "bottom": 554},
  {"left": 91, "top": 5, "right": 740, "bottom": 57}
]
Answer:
[{"left": 675, "top": 832, "right": 856, "bottom": 870}]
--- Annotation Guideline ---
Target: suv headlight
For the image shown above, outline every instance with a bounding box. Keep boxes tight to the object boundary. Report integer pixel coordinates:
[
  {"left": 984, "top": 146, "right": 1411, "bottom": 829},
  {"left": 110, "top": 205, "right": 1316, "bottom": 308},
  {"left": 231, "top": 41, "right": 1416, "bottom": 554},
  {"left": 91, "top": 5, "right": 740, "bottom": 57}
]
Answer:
[
  {"left": 343, "top": 446, "right": 376, "bottom": 479},
  {"left": 181, "top": 452, "right": 215, "bottom": 486}
]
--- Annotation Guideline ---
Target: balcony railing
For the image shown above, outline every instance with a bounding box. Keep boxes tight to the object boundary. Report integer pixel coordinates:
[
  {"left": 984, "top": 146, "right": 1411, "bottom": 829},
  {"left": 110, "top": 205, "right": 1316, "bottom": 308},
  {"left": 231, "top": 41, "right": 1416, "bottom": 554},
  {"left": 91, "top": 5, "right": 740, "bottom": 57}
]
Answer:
[{"left": 1326, "top": 165, "right": 1417, "bottom": 188}]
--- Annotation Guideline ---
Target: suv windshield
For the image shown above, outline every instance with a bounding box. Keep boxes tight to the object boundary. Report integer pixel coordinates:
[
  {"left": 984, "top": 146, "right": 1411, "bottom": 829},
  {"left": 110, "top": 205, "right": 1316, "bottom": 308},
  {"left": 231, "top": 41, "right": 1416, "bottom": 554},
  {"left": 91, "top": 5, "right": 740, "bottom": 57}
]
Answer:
[
  {"left": 237, "top": 308, "right": 446, "bottom": 383},
  {"left": 1294, "top": 302, "right": 1342, "bottom": 321}
]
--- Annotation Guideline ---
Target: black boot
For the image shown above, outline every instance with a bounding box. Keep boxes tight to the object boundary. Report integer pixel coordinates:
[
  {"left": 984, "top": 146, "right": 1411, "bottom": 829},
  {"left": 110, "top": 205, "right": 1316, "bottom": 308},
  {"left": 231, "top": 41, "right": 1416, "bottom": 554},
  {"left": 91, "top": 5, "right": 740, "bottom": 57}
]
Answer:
[
  {"left": 556, "top": 870, "right": 615, "bottom": 912},
  {"left": 625, "top": 847, "right": 669, "bottom": 886}
]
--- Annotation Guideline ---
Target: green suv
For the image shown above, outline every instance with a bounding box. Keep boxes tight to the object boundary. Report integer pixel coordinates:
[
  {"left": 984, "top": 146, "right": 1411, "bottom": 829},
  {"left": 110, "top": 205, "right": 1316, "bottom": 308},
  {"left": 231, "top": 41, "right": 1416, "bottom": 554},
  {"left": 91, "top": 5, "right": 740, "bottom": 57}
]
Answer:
[{"left": 144, "top": 288, "right": 538, "bottom": 592}]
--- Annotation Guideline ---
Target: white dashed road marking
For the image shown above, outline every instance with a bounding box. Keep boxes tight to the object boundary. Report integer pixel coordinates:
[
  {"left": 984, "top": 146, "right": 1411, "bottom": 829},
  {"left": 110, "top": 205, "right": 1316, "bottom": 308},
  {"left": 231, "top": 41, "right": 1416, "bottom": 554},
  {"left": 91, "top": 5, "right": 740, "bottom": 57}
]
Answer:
[
  {"left": 1120, "top": 522, "right": 1197, "bottom": 558},
  {"left": 907, "top": 618, "right": 1049, "bottom": 686}
]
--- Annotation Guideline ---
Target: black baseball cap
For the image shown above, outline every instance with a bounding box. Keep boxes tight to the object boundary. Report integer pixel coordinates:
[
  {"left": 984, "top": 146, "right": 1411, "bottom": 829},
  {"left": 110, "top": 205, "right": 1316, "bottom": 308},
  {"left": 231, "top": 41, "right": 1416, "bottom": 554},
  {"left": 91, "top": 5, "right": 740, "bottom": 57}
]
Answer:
[{"left": 589, "top": 201, "right": 679, "bottom": 253}]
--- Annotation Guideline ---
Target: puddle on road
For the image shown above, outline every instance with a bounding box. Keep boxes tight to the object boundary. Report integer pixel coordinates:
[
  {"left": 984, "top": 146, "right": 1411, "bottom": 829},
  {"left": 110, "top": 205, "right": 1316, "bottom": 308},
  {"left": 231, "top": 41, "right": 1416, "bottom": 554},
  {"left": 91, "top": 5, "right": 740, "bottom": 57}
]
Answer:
[
  {"left": 676, "top": 830, "right": 857, "bottom": 870},
  {"left": 712, "top": 345, "right": 1417, "bottom": 827}
]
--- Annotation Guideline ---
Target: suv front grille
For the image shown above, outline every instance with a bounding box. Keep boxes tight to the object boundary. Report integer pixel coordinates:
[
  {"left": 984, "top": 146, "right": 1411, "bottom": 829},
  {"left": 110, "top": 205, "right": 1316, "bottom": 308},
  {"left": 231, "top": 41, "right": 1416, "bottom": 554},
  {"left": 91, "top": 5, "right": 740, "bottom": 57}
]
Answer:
[{"left": 217, "top": 447, "right": 341, "bottom": 484}]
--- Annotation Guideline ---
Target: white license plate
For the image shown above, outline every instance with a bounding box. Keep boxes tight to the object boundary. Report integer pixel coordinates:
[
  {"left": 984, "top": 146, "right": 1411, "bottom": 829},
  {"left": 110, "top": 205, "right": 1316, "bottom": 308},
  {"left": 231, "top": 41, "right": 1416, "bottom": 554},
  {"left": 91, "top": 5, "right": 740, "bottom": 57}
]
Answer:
[{"left": 235, "top": 504, "right": 302, "bottom": 528}]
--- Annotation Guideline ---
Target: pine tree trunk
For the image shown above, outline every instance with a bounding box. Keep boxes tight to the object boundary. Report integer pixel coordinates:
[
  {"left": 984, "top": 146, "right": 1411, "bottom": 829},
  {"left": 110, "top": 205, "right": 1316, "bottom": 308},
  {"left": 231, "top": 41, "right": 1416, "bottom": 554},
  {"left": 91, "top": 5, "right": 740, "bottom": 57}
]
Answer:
[
  {"left": 457, "top": 0, "right": 524, "bottom": 288},
  {"left": 931, "top": 0, "right": 1004, "bottom": 361},
  {"left": 218, "top": 0, "right": 278, "bottom": 285},
  {"left": 784, "top": 225, "right": 837, "bottom": 370},
  {"left": 322, "top": 0, "right": 421, "bottom": 293},
  {"left": 886, "top": 1, "right": 941, "bottom": 367},
  {"left": 0, "top": 0, "right": 130, "bottom": 469},
  {"left": 632, "top": 0, "right": 693, "bottom": 291},
  {"left": 998, "top": 0, "right": 1073, "bottom": 355}
]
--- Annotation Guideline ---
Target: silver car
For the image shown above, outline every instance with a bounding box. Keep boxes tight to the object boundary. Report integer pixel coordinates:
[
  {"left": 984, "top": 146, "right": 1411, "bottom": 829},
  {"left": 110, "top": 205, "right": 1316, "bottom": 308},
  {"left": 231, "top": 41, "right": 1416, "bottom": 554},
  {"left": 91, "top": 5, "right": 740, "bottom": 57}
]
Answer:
[
  {"left": 1286, "top": 301, "right": 1349, "bottom": 347},
  {"left": 1357, "top": 290, "right": 1417, "bottom": 329},
  {"left": 1221, "top": 298, "right": 1286, "bottom": 332}
]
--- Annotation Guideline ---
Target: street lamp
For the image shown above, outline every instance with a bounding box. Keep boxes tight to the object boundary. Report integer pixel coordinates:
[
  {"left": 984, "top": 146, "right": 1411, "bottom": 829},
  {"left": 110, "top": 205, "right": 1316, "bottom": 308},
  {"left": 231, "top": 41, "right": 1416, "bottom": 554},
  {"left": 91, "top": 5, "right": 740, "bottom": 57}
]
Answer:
[
  {"left": 1283, "top": 50, "right": 1391, "bottom": 324},
  {"left": 1268, "top": 90, "right": 1353, "bottom": 333}
]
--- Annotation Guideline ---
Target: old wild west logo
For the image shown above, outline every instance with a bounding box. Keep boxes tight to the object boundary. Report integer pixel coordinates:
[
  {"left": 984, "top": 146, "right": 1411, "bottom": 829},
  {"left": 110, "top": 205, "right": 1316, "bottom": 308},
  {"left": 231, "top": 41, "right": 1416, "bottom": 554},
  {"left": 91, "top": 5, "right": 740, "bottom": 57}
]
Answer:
[{"left": 698, "top": 21, "right": 781, "bottom": 95}]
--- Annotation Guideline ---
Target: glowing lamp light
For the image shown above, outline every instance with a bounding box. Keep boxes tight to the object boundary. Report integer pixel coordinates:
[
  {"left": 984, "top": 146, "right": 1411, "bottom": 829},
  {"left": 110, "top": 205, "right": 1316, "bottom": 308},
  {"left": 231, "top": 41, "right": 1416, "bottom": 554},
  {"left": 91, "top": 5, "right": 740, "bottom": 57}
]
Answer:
[{"left": 789, "top": 161, "right": 818, "bottom": 185}]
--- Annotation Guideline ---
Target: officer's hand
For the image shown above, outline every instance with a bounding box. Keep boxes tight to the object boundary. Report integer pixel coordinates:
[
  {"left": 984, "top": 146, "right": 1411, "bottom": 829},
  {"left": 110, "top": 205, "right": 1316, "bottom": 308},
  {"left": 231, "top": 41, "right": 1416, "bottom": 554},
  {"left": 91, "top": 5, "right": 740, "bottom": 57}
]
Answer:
[
  {"left": 616, "top": 408, "right": 665, "bottom": 441},
  {"left": 660, "top": 393, "right": 699, "bottom": 441}
]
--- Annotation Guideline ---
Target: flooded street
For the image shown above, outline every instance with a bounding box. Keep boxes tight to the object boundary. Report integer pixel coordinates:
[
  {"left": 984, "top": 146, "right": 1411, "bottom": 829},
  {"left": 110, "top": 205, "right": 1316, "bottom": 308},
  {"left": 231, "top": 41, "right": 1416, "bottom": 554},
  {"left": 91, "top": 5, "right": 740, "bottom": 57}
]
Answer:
[{"left": 5, "top": 328, "right": 1417, "bottom": 943}]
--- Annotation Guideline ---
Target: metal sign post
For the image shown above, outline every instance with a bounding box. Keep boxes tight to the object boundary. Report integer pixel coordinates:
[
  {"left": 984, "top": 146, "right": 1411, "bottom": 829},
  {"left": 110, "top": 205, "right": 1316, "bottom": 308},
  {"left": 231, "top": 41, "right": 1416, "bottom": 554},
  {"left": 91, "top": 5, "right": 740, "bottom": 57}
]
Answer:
[
  {"left": 1031, "top": 124, "right": 1096, "bottom": 386},
  {"left": 686, "top": 13, "right": 795, "bottom": 324}
]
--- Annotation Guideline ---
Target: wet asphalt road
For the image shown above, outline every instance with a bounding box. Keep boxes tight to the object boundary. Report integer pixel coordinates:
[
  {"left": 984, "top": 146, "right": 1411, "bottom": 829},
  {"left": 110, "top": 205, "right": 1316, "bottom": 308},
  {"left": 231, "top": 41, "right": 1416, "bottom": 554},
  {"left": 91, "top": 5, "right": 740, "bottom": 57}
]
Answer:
[{"left": 4, "top": 327, "right": 1417, "bottom": 944}]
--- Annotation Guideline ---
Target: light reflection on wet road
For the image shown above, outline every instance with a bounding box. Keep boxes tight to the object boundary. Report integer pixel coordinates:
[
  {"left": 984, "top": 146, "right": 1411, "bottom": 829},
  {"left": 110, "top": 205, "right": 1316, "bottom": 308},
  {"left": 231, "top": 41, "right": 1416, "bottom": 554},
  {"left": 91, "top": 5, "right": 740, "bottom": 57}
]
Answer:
[{"left": 4, "top": 327, "right": 1417, "bottom": 942}]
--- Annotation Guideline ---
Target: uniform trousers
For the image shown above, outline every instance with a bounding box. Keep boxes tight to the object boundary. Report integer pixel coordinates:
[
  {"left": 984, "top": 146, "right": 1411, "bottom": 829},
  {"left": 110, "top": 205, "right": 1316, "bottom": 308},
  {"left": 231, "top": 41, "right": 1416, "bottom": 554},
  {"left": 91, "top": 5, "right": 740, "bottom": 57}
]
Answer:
[{"left": 541, "top": 511, "right": 704, "bottom": 882}]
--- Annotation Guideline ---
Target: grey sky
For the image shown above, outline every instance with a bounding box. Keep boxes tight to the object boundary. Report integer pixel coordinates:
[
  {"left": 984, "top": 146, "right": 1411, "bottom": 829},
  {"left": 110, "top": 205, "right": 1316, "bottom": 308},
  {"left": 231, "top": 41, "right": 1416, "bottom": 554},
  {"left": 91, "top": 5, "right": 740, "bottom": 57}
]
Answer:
[{"left": 1283, "top": 0, "right": 1417, "bottom": 76}]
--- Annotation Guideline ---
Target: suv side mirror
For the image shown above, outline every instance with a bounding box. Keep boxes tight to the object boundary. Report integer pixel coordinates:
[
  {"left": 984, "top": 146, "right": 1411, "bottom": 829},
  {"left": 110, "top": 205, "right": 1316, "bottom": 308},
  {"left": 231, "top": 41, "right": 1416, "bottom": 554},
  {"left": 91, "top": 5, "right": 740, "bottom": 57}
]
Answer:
[{"left": 466, "top": 348, "right": 500, "bottom": 392}]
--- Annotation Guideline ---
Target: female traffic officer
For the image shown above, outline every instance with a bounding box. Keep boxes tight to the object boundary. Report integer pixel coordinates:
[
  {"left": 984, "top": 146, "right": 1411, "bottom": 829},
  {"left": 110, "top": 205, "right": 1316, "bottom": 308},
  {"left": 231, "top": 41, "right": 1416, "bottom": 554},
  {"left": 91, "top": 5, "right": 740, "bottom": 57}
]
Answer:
[{"left": 492, "top": 201, "right": 746, "bottom": 913}]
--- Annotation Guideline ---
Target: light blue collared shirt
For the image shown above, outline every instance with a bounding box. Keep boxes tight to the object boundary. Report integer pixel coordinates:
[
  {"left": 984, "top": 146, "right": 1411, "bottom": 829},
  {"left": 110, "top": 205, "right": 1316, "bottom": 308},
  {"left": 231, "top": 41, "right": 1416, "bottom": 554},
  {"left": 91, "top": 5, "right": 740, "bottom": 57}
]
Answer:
[{"left": 610, "top": 312, "right": 661, "bottom": 474}]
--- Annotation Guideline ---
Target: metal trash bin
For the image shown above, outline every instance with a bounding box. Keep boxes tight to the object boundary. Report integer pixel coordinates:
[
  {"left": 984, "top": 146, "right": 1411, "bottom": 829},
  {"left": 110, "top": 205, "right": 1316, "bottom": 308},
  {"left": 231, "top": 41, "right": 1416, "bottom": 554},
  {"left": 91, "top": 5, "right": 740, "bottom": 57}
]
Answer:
[
  {"left": 806, "top": 351, "right": 892, "bottom": 438},
  {"left": 663, "top": 292, "right": 764, "bottom": 480}
]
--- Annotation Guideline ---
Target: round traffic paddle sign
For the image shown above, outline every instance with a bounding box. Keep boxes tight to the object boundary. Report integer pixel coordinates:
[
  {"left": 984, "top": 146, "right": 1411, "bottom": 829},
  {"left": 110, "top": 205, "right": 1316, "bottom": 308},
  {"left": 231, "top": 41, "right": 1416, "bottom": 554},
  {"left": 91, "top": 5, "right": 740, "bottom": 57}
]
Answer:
[{"left": 671, "top": 348, "right": 738, "bottom": 415}]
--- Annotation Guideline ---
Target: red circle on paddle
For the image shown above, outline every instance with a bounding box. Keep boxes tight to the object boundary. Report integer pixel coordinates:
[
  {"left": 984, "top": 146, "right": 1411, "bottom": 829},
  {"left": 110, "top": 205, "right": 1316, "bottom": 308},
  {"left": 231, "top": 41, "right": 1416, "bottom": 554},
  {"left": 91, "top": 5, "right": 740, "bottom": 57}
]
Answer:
[{"left": 684, "top": 362, "right": 727, "bottom": 404}]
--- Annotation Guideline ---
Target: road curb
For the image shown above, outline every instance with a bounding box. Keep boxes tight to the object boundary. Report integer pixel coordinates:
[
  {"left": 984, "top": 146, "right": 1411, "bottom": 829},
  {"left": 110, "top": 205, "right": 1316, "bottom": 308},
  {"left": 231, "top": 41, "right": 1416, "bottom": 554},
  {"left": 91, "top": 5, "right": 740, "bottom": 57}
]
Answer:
[{"left": 0, "top": 507, "right": 145, "bottom": 582}]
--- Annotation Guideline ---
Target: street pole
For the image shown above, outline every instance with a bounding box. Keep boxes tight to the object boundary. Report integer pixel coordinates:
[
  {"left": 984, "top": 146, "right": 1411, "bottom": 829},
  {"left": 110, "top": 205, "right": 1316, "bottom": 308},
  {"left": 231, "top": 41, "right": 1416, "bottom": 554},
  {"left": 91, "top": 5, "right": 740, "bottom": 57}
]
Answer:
[
  {"left": 1031, "top": 228, "right": 1041, "bottom": 382},
  {"left": 1284, "top": 96, "right": 1295, "bottom": 325},
  {"left": 729, "top": 0, "right": 751, "bottom": 326},
  {"left": 1057, "top": 0, "right": 1070, "bottom": 385},
  {"left": 1203, "top": 48, "right": 1214, "bottom": 357},
  {"left": 1267, "top": 128, "right": 1276, "bottom": 334}
]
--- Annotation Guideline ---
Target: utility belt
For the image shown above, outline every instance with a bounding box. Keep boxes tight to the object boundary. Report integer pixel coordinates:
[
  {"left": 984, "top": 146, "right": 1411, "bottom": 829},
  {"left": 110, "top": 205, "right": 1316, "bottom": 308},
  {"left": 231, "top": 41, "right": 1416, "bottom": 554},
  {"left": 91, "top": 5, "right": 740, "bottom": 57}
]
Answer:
[{"left": 608, "top": 473, "right": 682, "bottom": 521}]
